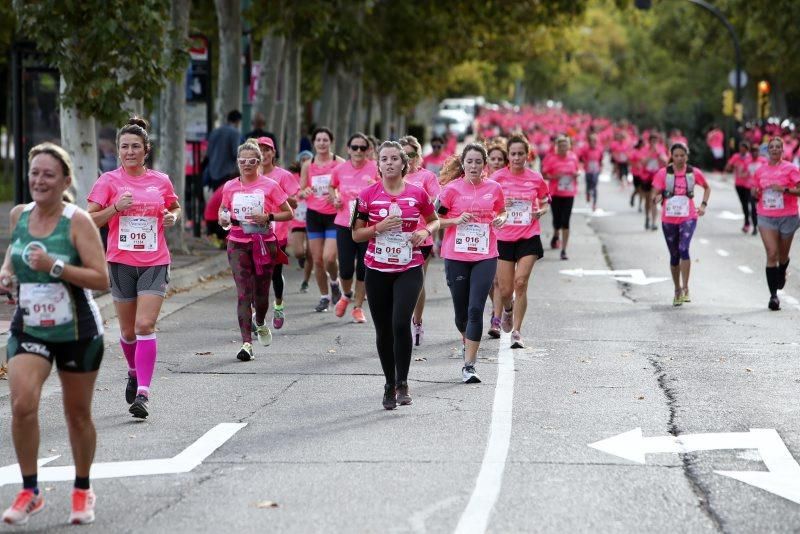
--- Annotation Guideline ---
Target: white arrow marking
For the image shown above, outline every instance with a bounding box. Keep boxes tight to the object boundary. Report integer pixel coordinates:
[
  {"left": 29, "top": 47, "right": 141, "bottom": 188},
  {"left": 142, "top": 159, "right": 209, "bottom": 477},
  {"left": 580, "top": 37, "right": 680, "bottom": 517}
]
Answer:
[
  {"left": 716, "top": 249, "right": 730, "bottom": 257},
  {"left": 589, "top": 428, "right": 800, "bottom": 504},
  {"left": 560, "top": 268, "right": 668, "bottom": 286},
  {"left": 717, "top": 210, "right": 745, "bottom": 220},
  {"left": 738, "top": 265, "right": 754, "bottom": 274},
  {"left": 699, "top": 238, "right": 710, "bottom": 245},
  {"left": 0, "top": 423, "right": 246, "bottom": 487},
  {"left": 572, "top": 208, "right": 616, "bottom": 217}
]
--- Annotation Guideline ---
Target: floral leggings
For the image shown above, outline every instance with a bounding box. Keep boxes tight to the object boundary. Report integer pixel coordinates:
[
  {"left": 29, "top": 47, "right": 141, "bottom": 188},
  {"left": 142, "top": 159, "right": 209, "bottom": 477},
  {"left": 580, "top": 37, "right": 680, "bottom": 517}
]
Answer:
[
  {"left": 227, "top": 240, "right": 273, "bottom": 342},
  {"left": 662, "top": 219, "right": 697, "bottom": 266}
]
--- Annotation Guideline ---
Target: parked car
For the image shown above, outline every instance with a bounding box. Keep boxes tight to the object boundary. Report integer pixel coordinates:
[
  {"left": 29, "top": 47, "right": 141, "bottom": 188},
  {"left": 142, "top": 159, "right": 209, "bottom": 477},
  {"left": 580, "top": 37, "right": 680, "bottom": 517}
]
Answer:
[{"left": 432, "top": 109, "right": 472, "bottom": 141}]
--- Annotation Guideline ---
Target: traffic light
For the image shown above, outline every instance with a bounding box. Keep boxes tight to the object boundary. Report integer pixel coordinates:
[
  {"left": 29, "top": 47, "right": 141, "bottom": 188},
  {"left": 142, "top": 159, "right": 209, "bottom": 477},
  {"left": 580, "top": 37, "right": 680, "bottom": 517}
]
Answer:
[
  {"left": 758, "top": 80, "right": 771, "bottom": 119},
  {"left": 722, "top": 89, "right": 734, "bottom": 116}
]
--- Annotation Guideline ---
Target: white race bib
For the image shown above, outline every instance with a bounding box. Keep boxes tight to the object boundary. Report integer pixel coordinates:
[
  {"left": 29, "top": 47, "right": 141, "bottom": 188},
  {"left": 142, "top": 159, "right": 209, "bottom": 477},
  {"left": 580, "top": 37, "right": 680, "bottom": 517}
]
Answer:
[
  {"left": 646, "top": 159, "right": 659, "bottom": 172},
  {"left": 294, "top": 201, "right": 307, "bottom": 222},
  {"left": 507, "top": 199, "right": 532, "bottom": 226},
  {"left": 20, "top": 283, "right": 73, "bottom": 327},
  {"left": 748, "top": 163, "right": 759, "bottom": 175},
  {"left": 454, "top": 223, "right": 489, "bottom": 254},
  {"left": 557, "top": 176, "right": 574, "bottom": 192},
  {"left": 664, "top": 196, "right": 690, "bottom": 217},
  {"left": 587, "top": 161, "right": 600, "bottom": 173},
  {"left": 763, "top": 189, "right": 785, "bottom": 210},
  {"left": 232, "top": 193, "right": 269, "bottom": 234},
  {"left": 374, "top": 232, "right": 412, "bottom": 265},
  {"left": 312, "top": 174, "right": 332, "bottom": 197},
  {"left": 118, "top": 216, "right": 157, "bottom": 251}
]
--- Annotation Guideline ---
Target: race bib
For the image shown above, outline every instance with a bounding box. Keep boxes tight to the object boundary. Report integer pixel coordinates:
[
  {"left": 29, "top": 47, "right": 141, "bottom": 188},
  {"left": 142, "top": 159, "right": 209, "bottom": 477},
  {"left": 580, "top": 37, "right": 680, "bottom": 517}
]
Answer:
[
  {"left": 118, "top": 216, "right": 157, "bottom": 251},
  {"left": 646, "top": 159, "right": 659, "bottom": 172},
  {"left": 454, "top": 223, "right": 489, "bottom": 254},
  {"left": 232, "top": 193, "right": 270, "bottom": 234},
  {"left": 557, "top": 176, "right": 574, "bottom": 192},
  {"left": 748, "top": 164, "right": 759, "bottom": 175},
  {"left": 374, "top": 232, "right": 412, "bottom": 265},
  {"left": 587, "top": 161, "right": 600, "bottom": 173},
  {"left": 665, "top": 196, "right": 690, "bottom": 217},
  {"left": 20, "top": 283, "right": 73, "bottom": 327},
  {"left": 507, "top": 199, "right": 532, "bottom": 226},
  {"left": 294, "top": 201, "right": 307, "bottom": 222},
  {"left": 763, "top": 189, "right": 785, "bottom": 210},
  {"left": 312, "top": 174, "right": 332, "bottom": 197}
]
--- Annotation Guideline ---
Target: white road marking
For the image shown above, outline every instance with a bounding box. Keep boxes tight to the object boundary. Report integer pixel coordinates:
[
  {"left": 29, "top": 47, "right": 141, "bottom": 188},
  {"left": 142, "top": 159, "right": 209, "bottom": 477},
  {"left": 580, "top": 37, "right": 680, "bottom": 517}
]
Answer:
[
  {"left": 699, "top": 238, "right": 710, "bottom": 245},
  {"left": 716, "top": 249, "right": 730, "bottom": 257},
  {"left": 454, "top": 335, "right": 515, "bottom": 534},
  {"left": 738, "top": 266, "right": 754, "bottom": 274},
  {"left": 560, "top": 268, "right": 669, "bottom": 286}
]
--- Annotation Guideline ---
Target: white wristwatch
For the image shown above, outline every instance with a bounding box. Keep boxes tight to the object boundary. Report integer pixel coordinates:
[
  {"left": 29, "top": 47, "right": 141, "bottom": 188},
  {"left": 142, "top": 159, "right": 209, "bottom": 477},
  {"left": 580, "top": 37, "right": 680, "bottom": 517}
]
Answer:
[{"left": 49, "top": 259, "right": 65, "bottom": 278}]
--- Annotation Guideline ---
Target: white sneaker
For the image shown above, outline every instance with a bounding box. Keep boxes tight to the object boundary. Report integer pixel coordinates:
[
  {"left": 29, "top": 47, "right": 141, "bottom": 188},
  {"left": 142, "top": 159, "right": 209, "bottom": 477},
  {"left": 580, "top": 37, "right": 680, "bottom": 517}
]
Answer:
[
  {"left": 69, "top": 488, "right": 95, "bottom": 525},
  {"left": 252, "top": 312, "right": 272, "bottom": 346},
  {"left": 462, "top": 365, "right": 481, "bottom": 384},
  {"left": 237, "top": 342, "right": 254, "bottom": 361}
]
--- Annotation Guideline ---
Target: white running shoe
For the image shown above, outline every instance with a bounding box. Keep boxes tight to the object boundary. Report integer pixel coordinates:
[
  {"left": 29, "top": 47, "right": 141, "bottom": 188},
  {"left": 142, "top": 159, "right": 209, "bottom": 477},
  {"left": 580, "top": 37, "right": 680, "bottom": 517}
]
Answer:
[{"left": 69, "top": 488, "right": 95, "bottom": 525}]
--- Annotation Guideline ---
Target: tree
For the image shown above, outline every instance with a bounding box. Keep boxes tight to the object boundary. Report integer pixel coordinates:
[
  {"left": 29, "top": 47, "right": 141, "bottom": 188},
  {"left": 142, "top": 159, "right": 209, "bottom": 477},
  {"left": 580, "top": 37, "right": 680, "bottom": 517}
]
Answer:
[{"left": 213, "top": 0, "right": 242, "bottom": 125}]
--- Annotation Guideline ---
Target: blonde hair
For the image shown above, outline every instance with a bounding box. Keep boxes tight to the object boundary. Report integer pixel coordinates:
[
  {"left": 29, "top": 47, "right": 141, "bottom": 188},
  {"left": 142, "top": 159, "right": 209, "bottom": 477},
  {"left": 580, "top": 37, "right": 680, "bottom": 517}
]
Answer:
[
  {"left": 29, "top": 142, "right": 74, "bottom": 179},
  {"left": 237, "top": 141, "right": 263, "bottom": 161}
]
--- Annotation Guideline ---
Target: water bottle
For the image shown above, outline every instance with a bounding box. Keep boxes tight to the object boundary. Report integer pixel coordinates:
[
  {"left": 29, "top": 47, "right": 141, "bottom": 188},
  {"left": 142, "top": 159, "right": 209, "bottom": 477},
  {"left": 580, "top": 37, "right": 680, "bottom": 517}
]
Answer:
[
  {"left": 220, "top": 207, "right": 232, "bottom": 231},
  {"left": 388, "top": 199, "right": 402, "bottom": 233}
]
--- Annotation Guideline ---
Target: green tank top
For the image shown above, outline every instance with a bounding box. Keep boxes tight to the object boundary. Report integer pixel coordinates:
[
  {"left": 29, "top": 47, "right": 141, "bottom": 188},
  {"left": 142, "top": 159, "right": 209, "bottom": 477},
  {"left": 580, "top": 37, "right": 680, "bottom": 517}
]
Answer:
[{"left": 10, "top": 203, "right": 103, "bottom": 342}]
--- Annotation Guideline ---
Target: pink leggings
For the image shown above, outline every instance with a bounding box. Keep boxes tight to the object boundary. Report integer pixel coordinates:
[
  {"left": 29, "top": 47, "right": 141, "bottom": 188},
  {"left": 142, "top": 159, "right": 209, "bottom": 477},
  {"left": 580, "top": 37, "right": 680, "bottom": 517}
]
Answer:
[{"left": 227, "top": 240, "right": 273, "bottom": 342}]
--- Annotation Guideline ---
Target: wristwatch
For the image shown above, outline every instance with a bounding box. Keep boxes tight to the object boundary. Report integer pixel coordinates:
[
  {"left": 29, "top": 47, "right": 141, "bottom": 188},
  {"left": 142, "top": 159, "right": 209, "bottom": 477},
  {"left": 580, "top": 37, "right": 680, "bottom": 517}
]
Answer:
[{"left": 50, "top": 259, "right": 65, "bottom": 278}]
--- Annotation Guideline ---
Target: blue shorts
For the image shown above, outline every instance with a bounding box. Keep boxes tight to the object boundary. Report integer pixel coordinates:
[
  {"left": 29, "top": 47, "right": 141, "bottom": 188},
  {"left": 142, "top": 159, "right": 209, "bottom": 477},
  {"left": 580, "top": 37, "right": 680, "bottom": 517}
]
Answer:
[{"left": 306, "top": 209, "right": 337, "bottom": 240}]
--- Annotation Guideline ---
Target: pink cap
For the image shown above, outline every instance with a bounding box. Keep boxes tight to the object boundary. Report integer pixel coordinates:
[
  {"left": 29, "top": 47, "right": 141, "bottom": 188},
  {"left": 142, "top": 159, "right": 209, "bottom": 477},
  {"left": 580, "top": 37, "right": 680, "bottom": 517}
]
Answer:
[{"left": 257, "top": 136, "right": 275, "bottom": 149}]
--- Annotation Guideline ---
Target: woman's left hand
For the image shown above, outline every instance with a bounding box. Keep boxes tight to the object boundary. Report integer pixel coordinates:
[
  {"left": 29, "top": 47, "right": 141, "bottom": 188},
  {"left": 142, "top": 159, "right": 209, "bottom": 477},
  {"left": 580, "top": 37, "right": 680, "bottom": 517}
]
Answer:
[
  {"left": 410, "top": 230, "right": 429, "bottom": 247},
  {"left": 492, "top": 214, "right": 507, "bottom": 228},
  {"left": 163, "top": 209, "right": 178, "bottom": 227},
  {"left": 697, "top": 205, "right": 706, "bottom": 217},
  {"left": 247, "top": 213, "right": 271, "bottom": 225}
]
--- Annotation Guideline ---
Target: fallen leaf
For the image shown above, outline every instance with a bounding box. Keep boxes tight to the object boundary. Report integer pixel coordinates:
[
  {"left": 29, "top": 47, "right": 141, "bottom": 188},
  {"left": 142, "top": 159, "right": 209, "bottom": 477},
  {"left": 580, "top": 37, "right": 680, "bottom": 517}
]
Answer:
[
  {"left": 580, "top": 358, "right": 591, "bottom": 363},
  {"left": 49, "top": 449, "right": 57, "bottom": 452},
  {"left": 637, "top": 395, "right": 645, "bottom": 400},
  {"left": 571, "top": 390, "right": 578, "bottom": 395},
  {"left": 328, "top": 349, "right": 336, "bottom": 354},
  {"left": 195, "top": 351, "right": 213, "bottom": 356},
  {"left": 414, "top": 357, "right": 427, "bottom": 362},
  {"left": 745, "top": 368, "right": 753, "bottom": 372},
  {"left": 45, "top": 487, "right": 53, "bottom": 492},
  {"left": 0, "top": 364, "right": 7, "bottom": 380},
  {"left": 719, "top": 357, "right": 727, "bottom": 362},
  {"left": 254, "top": 501, "right": 279, "bottom": 509}
]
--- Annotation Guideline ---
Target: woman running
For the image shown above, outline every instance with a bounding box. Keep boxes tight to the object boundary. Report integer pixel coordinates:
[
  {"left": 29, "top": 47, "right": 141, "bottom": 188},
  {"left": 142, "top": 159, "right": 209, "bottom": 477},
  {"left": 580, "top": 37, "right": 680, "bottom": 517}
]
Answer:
[
  {"left": 485, "top": 141, "right": 509, "bottom": 339},
  {"left": 438, "top": 143, "right": 507, "bottom": 383},
  {"left": 330, "top": 133, "right": 378, "bottom": 323},
  {"left": 725, "top": 141, "right": 755, "bottom": 234},
  {"left": 87, "top": 117, "right": 180, "bottom": 419},
  {"left": 746, "top": 144, "right": 767, "bottom": 235},
  {"left": 491, "top": 135, "right": 549, "bottom": 348},
  {"left": 752, "top": 137, "right": 800, "bottom": 310},
  {"left": 652, "top": 143, "right": 710, "bottom": 306},
  {"left": 299, "top": 127, "right": 345, "bottom": 312},
  {"left": 579, "top": 133, "right": 603, "bottom": 211},
  {"left": 352, "top": 141, "right": 438, "bottom": 409},
  {"left": 541, "top": 136, "right": 579, "bottom": 260},
  {"left": 641, "top": 134, "right": 668, "bottom": 231},
  {"left": 2, "top": 143, "right": 107, "bottom": 525},
  {"left": 288, "top": 151, "right": 314, "bottom": 292},
  {"left": 399, "top": 135, "right": 441, "bottom": 345},
  {"left": 219, "top": 141, "right": 293, "bottom": 359}
]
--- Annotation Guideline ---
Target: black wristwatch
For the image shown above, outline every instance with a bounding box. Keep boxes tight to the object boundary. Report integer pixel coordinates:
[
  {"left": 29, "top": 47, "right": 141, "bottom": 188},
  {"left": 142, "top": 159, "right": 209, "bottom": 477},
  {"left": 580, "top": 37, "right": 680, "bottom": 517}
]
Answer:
[
  {"left": 701, "top": 201, "right": 708, "bottom": 207},
  {"left": 268, "top": 213, "right": 275, "bottom": 222},
  {"left": 784, "top": 188, "right": 790, "bottom": 194}
]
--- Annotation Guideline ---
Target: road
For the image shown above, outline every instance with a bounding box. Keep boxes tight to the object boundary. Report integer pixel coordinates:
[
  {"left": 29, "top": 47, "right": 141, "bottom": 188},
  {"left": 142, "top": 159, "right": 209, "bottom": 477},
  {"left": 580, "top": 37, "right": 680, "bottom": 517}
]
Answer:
[{"left": 0, "top": 169, "right": 798, "bottom": 533}]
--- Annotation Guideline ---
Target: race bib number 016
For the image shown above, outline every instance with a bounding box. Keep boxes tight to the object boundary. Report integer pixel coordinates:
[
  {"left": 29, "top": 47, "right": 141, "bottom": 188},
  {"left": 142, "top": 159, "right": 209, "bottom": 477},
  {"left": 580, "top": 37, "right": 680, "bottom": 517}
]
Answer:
[
  {"left": 507, "top": 199, "right": 532, "bottom": 226},
  {"left": 763, "top": 189, "right": 785, "bottom": 210},
  {"left": 118, "top": 216, "right": 157, "bottom": 251},
  {"left": 374, "top": 232, "right": 412, "bottom": 265},
  {"left": 664, "top": 196, "right": 690, "bottom": 217},
  {"left": 294, "top": 201, "right": 307, "bottom": 222},
  {"left": 20, "top": 282, "right": 73, "bottom": 327},
  {"left": 557, "top": 176, "right": 574, "bottom": 192},
  {"left": 312, "top": 174, "right": 332, "bottom": 197},
  {"left": 454, "top": 223, "right": 489, "bottom": 254}
]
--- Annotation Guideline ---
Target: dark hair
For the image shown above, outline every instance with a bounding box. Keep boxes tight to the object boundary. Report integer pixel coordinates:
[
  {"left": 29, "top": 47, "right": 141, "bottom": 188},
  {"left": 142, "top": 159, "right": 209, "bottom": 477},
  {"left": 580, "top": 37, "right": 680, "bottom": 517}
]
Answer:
[
  {"left": 347, "top": 132, "right": 369, "bottom": 148},
  {"left": 312, "top": 127, "right": 334, "bottom": 143},
  {"left": 440, "top": 142, "right": 487, "bottom": 186},
  {"left": 506, "top": 135, "right": 530, "bottom": 156},
  {"left": 486, "top": 142, "right": 508, "bottom": 166},
  {"left": 669, "top": 142, "right": 689, "bottom": 155},
  {"left": 430, "top": 136, "right": 444, "bottom": 145},
  {"left": 376, "top": 141, "right": 409, "bottom": 177},
  {"left": 367, "top": 135, "right": 380, "bottom": 151},
  {"left": 227, "top": 110, "right": 243, "bottom": 123},
  {"left": 117, "top": 116, "right": 151, "bottom": 154},
  {"left": 739, "top": 141, "right": 751, "bottom": 150}
]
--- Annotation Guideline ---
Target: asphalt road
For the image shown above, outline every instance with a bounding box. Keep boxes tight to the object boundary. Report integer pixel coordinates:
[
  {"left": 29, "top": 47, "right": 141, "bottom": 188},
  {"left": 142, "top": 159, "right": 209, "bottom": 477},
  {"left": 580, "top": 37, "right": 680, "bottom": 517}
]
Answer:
[{"left": 0, "top": 168, "right": 798, "bottom": 533}]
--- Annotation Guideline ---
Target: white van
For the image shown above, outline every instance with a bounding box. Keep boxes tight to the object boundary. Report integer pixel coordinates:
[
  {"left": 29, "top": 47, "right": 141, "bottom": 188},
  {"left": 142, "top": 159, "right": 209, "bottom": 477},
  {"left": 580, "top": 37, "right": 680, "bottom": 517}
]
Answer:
[{"left": 438, "top": 97, "right": 484, "bottom": 118}]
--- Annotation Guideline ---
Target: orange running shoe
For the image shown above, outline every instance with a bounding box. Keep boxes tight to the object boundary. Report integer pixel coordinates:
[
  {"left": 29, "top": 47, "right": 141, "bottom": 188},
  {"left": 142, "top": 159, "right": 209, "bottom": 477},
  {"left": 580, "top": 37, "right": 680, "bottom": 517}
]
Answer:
[
  {"left": 69, "top": 488, "right": 96, "bottom": 525},
  {"left": 2, "top": 489, "right": 44, "bottom": 525},
  {"left": 351, "top": 307, "right": 366, "bottom": 323},
  {"left": 334, "top": 295, "right": 351, "bottom": 317}
]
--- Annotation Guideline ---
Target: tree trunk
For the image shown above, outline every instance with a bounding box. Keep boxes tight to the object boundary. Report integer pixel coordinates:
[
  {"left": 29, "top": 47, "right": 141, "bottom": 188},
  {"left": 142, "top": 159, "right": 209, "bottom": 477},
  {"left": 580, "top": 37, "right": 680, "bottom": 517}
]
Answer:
[
  {"left": 284, "top": 40, "right": 302, "bottom": 162},
  {"left": 366, "top": 90, "right": 377, "bottom": 138},
  {"left": 352, "top": 69, "right": 364, "bottom": 134},
  {"left": 334, "top": 65, "right": 356, "bottom": 154},
  {"left": 379, "top": 93, "right": 394, "bottom": 141},
  {"left": 59, "top": 78, "right": 97, "bottom": 208},
  {"left": 159, "top": 0, "right": 191, "bottom": 253},
  {"left": 252, "top": 29, "right": 285, "bottom": 127},
  {"left": 214, "top": 0, "right": 242, "bottom": 126},
  {"left": 397, "top": 113, "right": 406, "bottom": 138},
  {"left": 318, "top": 62, "right": 337, "bottom": 129},
  {"left": 271, "top": 44, "right": 289, "bottom": 153}
]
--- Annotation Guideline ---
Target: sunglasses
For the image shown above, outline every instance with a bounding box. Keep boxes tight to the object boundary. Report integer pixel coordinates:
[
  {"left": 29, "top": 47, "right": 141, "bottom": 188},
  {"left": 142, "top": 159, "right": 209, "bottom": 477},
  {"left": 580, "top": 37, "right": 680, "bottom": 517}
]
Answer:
[
  {"left": 238, "top": 158, "right": 259, "bottom": 165},
  {"left": 431, "top": 144, "right": 443, "bottom": 149},
  {"left": 350, "top": 144, "right": 369, "bottom": 152}
]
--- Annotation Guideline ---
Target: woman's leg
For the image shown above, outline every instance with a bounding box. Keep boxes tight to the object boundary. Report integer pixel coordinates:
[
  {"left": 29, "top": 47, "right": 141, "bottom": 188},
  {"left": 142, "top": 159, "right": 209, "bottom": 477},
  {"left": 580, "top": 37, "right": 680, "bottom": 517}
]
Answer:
[
  {"left": 228, "top": 241, "right": 257, "bottom": 342},
  {"left": 464, "top": 259, "right": 497, "bottom": 362},
  {"left": 59, "top": 370, "right": 99, "bottom": 480},
  {"left": 392, "top": 267, "right": 424, "bottom": 384},
  {"left": 735, "top": 186, "right": 751, "bottom": 226},
  {"left": 132, "top": 294, "right": 166, "bottom": 398},
  {"left": 8, "top": 354, "right": 51, "bottom": 485},
  {"left": 760, "top": 227, "right": 781, "bottom": 299},
  {"left": 512, "top": 255, "right": 537, "bottom": 332},
  {"left": 662, "top": 223, "right": 681, "bottom": 293},
  {"left": 677, "top": 219, "right": 697, "bottom": 292},
  {"left": 309, "top": 237, "right": 328, "bottom": 295},
  {"left": 365, "top": 269, "right": 396, "bottom": 384}
]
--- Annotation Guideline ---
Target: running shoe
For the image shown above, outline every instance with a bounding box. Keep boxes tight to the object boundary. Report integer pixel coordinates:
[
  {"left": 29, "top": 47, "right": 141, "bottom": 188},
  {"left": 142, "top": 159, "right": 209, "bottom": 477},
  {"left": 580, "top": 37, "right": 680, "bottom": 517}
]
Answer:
[
  {"left": 315, "top": 297, "right": 330, "bottom": 312},
  {"left": 330, "top": 283, "right": 342, "bottom": 305},
  {"left": 68, "top": 488, "right": 96, "bottom": 525},
  {"left": 487, "top": 316, "right": 501, "bottom": 339},
  {"left": 125, "top": 373, "right": 138, "bottom": 404},
  {"left": 2, "top": 489, "right": 44, "bottom": 525},
  {"left": 510, "top": 330, "right": 524, "bottom": 349},
  {"left": 650, "top": 223, "right": 658, "bottom": 232},
  {"left": 681, "top": 290, "right": 691, "bottom": 303},
  {"left": 299, "top": 280, "right": 309, "bottom": 293},
  {"left": 672, "top": 292, "right": 683, "bottom": 307},
  {"left": 742, "top": 224, "right": 750, "bottom": 234},
  {"left": 236, "top": 342, "right": 254, "bottom": 361},
  {"left": 644, "top": 218, "right": 650, "bottom": 230},
  {"left": 630, "top": 193, "right": 635, "bottom": 207},
  {"left": 334, "top": 295, "right": 351, "bottom": 317},
  {"left": 396, "top": 382, "right": 412, "bottom": 406},
  {"left": 752, "top": 226, "right": 758, "bottom": 236},
  {"left": 413, "top": 321, "right": 424, "bottom": 345},
  {"left": 560, "top": 250, "right": 569, "bottom": 261},
  {"left": 550, "top": 236, "right": 560, "bottom": 249},
  {"left": 769, "top": 296, "right": 781, "bottom": 311},
  {"left": 383, "top": 384, "right": 397, "bottom": 410},
  {"left": 500, "top": 307, "right": 513, "bottom": 333},
  {"left": 272, "top": 306, "right": 285, "bottom": 330},
  {"left": 254, "top": 323, "right": 272, "bottom": 347},
  {"left": 129, "top": 394, "right": 149, "bottom": 419},
  {"left": 462, "top": 365, "right": 481, "bottom": 384},
  {"left": 352, "top": 307, "right": 367, "bottom": 324}
]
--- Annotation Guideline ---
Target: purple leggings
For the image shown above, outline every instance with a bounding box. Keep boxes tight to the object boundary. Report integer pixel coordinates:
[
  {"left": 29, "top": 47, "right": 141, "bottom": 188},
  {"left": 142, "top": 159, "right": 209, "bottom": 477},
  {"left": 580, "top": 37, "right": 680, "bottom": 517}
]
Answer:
[
  {"left": 662, "top": 219, "right": 697, "bottom": 266},
  {"left": 227, "top": 240, "right": 273, "bottom": 342}
]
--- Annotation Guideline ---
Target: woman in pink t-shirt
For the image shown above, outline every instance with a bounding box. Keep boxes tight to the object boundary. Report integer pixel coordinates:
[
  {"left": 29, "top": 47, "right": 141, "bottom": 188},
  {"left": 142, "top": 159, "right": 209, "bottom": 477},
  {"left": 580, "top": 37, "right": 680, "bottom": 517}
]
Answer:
[
  {"left": 541, "top": 136, "right": 579, "bottom": 260},
  {"left": 87, "top": 117, "right": 180, "bottom": 419},
  {"left": 288, "top": 151, "right": 314, "bottom": 292},
  {"left": 641, "top": 134, "right": 668, "bottom": 231},
  {"left": 218, "top": 141, "right": 292, "bottom": 360},
  {"left": 438, "top": 143, "right": 507, "bottom": 384},
  {"left": 352, "top": 141, "right": 438, "bottom": 410},
  {"left": 579, "top": 133, "right": 604, "bottom": 211},
  {"left": 399, "top": 135, "right": 442, "bottom": 346},
  {"left": 299, "top": 127, "right": 345, "bottom": 312},
  {"left": 652, "top": 143, "right": 711, "bottom": 306},
  {"left": 484, "top": 141, "right": 509, "bottom": 339},
  {"left": 752, "top": 137, "right": 800, "bottom": 310},
  {"left": 422, "top": 136, "right": 448, "bottom": 176},
  {"left": 725, "top": 141, "right": 755, "bottom": 233},
  {"left": 490, "top": 135, "right": 549, "bottom": 349}
]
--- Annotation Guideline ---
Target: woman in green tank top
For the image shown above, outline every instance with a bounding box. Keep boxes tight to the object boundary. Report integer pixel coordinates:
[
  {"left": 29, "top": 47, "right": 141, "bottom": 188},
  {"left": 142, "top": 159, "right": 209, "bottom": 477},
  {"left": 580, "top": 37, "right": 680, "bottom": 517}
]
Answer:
[{"left": 0, "top": 143, "right": 108, "bottom": 526}]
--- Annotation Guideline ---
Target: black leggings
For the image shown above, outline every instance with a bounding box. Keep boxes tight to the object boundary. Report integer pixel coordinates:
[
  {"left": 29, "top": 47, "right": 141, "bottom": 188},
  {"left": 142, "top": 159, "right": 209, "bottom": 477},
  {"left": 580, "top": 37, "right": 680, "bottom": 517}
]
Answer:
[
  {"left": 735, "top": 186, "right": 758, "bottom": 227},
  {"left": 336, "top": 225, "right": 367, "bottom": 282},
  {"left": 365, "top": 267, "right": 424, "bottom": 385},
  {"left": 444, "top": 258, "right": 497, "bottom": 342},
  {"left": 271, "top": 245, "right": 287, "bottom": 300},
  {"left": 551, "top": 196, "right": 575, "bottom": 230}
]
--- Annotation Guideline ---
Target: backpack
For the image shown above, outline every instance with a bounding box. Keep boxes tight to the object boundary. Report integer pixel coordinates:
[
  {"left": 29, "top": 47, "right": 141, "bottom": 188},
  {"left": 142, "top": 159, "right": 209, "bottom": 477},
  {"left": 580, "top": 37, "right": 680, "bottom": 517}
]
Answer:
[{"left": 663, "top": 164, "right": 694, "bottom": 199}]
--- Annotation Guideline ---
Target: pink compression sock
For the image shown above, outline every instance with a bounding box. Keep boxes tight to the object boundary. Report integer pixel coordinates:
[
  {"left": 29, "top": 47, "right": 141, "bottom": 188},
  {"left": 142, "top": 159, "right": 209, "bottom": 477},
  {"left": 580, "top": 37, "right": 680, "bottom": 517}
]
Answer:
[
  {"left": 120, "top": 337, "right": 137, "bottom": 376},
  {"left": 134, "top": 333, "right": 157, "bottom": 397}
]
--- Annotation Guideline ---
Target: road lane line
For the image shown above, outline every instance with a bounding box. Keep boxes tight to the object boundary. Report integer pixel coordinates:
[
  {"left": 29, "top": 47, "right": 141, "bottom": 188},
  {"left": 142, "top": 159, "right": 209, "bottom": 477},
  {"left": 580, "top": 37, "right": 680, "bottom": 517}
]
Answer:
[
  {"left": 699, "top": 238, "right": 710, "bottom": 245},
  {"left": 716, "top": 249, "right": 730, "bottom": 257},
  {"left": 738, "top": 266, "right": 754, "bottom": 274},
  {"left": 454, "top": 335, "right": 515, "bottom": 534}
]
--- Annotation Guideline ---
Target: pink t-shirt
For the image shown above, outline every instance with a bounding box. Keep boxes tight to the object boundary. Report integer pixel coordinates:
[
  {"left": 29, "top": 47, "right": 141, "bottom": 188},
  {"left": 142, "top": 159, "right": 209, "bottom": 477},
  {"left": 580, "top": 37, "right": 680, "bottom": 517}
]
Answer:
[
  {"left": 330, "top": 160, "right": 378, "bottom": 227},
  {"left": 707, "top": 130, "right": 724, "bottom": 149},
  {"left": 727, "top": 153, "right": 752, "bottom": 187},
  {"left": 747, "top": 156, "right": 767, "bottom": 185},
  {"left": 491, "top": 167, "right": 550, "bottom": 241},
  {"left": 652, "top": 167, "right": 708, "bottom": 224},
  {"left": 579, "top": 145, "right": 604, "bottom": 174},
  {"left": 438, "top": 178, "right": 505, "bottom": 262},
  {"left": 422, "top": 152, "right": 448, "bottom": 176},
  {"left": 357, "top": 182, "right": 435, "bottom": 273},
  {"left": 753, "top": 161, "right": 800, "bottom": 218},
  {"left": 264, "top": 166, "right": 299, "bottom": 244},
  {"left": 610, "top": 140, "right": 629, "bottom": 163},
  {"left": 305, "top": 159, "right": 338, "bottom": 215},
  {"left": 221, "top": 176, "right": 289, "bottom": 244},
  {"left": 289, "top": 172, "right": 307, "bottom": 230},
  {"left": 404, "top": 168, "right": 441, "bottom": 246},
  {"left": 641, "top": 146, "right": 667, "bottom": 182},
  {"left": 87, "top": 167, "right": 178, "bottom": 267},
  {"left": 542, "top": 153, "right": 580, "bottom": 198}
]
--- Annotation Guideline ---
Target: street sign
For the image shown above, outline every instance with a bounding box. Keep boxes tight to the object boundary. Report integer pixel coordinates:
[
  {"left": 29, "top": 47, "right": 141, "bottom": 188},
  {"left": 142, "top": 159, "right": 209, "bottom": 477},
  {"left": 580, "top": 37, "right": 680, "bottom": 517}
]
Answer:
[
  {"left": 0, "top": 423, "right": 246, "bottom": 487},
  {"left": 728, "top": 69, "right": 748, "bottom": 89},
  {"left": 589, "top": 428, "right": 800, "bottom": 505},
  {"left": 559, "top": 268, "right": 668, "bottom": 286}
]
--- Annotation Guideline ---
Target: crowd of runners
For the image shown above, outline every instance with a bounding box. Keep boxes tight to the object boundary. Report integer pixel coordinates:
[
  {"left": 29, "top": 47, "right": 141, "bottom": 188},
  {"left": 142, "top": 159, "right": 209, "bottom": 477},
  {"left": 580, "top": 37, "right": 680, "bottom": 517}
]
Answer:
[{"left": 2, "top": 105, "right": 800, "bottom": 524}]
